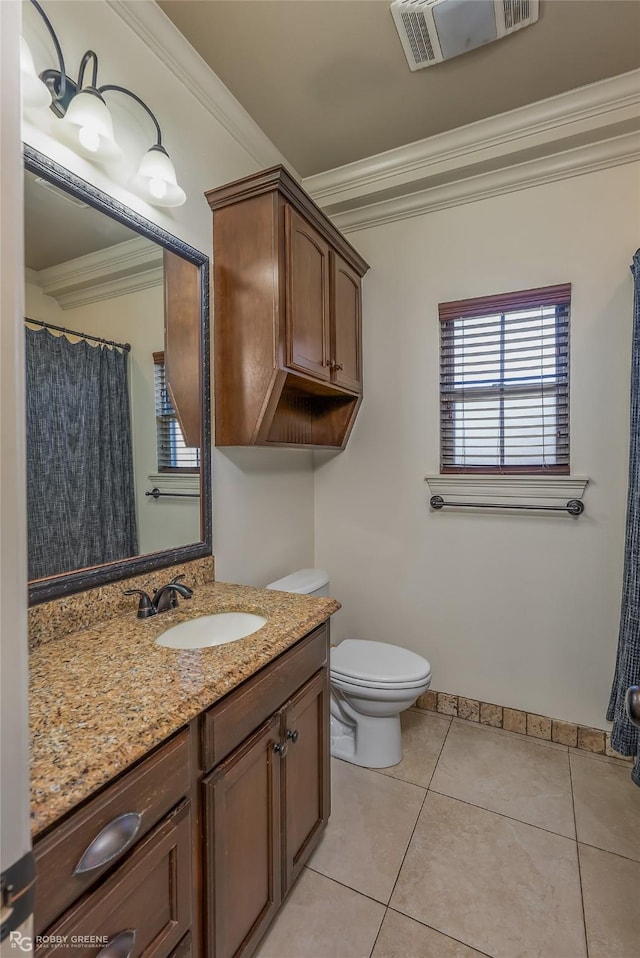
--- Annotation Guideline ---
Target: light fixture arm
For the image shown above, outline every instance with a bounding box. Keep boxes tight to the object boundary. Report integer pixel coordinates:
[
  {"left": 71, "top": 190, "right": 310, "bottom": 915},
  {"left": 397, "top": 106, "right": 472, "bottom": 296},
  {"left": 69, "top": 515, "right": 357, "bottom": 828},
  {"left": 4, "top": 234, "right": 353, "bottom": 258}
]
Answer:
[
  {"left": 23, "top": 1, "right": 185, "bottom": 206},
  {"left": 77, "top": 50, "right": 99, "bottom": 91},
  {"left": 27, "top": 0, "right": 163, "bottom": 148},
  {"left": 30, "top": 0, "right": 67, "bottom": 103},
  {"left": 98, "top": 85, "right": 163, "bottom": 148}
]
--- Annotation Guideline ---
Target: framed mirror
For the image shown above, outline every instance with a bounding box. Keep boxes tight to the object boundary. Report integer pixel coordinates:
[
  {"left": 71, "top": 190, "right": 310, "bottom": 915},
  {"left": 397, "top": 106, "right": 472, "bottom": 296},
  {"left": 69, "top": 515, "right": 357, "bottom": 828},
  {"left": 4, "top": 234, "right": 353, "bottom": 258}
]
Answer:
[{"left": 24, "top": 145, "right": 211, "bottom": 605}]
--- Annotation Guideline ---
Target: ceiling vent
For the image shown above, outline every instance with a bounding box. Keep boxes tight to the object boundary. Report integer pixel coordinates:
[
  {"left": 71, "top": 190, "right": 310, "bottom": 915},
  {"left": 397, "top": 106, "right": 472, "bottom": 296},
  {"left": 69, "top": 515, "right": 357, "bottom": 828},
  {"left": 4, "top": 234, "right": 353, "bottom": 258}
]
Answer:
[{"left": 390, "top": 0, "right": 539, "bottom": 71}]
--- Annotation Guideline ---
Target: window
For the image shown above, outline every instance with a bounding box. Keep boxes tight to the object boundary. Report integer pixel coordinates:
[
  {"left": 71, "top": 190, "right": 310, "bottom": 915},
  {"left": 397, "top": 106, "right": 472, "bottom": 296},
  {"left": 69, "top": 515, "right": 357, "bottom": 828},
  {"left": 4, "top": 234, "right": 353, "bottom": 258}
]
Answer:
[
  {"left": 153, "top": 352, "right": 200, "bottom": 473},
  {"left": 439, "top": 284, "right": 570, "bottom": 474}
]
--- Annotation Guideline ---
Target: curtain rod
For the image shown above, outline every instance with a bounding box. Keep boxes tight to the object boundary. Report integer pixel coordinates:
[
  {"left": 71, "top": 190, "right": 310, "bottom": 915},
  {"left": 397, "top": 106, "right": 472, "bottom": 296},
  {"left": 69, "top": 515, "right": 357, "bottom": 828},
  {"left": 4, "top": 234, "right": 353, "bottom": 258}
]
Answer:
[{"left": 25, "top": 318, "right": 131, "bottom": 352}]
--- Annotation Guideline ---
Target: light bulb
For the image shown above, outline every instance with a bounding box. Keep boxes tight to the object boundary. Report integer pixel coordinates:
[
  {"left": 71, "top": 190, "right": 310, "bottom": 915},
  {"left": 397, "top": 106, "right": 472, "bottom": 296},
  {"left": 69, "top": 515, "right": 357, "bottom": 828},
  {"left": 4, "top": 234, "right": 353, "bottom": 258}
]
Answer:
[
  {"left": 59, "top": 89, "right": 122, "bottom": 161},
  {"left": 20, "top": 37, "right": 52, "bottom": 110},
  {"left": 78, "top": 125, "right": 100, "bottom": 153},
  {"left": 149, "top": 177, "right": 168, "bottom": 200},
  {"left": 128, "top": 145, "right": 186, "bottom": 207}
]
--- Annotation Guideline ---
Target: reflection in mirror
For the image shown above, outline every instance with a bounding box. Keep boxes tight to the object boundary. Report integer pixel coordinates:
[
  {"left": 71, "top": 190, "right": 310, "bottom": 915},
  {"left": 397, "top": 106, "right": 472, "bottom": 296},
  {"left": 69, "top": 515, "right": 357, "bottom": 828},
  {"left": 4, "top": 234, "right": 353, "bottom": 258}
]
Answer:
[{"left": 24, "top": 148, "right": 211, "bottom": 604}]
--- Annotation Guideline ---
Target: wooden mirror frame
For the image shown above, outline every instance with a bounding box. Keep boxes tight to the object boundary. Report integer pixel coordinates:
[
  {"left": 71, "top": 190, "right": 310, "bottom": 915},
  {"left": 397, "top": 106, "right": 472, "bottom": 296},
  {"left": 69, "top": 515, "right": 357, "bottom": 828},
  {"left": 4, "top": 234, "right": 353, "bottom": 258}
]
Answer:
[{"left": 24, "top": 145, "right": 212, "bottom": 606}]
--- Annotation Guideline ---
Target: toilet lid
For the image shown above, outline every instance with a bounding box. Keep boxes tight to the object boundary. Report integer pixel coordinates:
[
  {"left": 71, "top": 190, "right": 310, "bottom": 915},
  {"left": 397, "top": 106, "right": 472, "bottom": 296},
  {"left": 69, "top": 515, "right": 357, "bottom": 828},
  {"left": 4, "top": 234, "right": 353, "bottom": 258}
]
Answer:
[{"left": 331, "top": 639, "right": 432, "bottom": 685}]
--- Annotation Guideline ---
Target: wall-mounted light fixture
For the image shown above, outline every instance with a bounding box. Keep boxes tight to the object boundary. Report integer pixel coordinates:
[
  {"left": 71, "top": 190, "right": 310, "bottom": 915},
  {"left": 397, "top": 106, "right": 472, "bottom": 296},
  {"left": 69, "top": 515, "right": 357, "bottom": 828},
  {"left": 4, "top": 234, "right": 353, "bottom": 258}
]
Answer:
[{"left": 22, "top": 0, "right": 186, "bottom": 208}]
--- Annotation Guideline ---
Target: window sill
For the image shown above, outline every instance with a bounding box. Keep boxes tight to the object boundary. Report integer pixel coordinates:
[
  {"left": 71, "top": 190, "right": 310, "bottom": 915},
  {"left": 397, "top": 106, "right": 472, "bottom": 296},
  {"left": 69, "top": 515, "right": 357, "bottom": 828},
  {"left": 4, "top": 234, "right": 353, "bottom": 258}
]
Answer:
[
  {"left": 425, "top": 474, "right": 589, "bottom": 505},
  {"left": 147, "top": 472, "right": 201, "bottom": 497}
]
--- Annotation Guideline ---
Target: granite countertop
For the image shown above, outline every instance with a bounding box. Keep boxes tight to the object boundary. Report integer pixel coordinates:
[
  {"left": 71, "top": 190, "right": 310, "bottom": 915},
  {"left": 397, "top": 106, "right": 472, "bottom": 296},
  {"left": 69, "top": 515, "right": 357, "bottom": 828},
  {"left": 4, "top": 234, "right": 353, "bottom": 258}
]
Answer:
[{"left": 29, "top": 581, "right": 340, "bottom": 837}]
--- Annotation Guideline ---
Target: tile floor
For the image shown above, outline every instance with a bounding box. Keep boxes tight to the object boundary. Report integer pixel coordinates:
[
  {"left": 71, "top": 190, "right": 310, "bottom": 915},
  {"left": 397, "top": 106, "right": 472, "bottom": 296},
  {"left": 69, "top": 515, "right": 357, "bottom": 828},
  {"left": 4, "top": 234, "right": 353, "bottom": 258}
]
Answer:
[{"left": 255, "top": 710, "right": 640, "bottom": 958}]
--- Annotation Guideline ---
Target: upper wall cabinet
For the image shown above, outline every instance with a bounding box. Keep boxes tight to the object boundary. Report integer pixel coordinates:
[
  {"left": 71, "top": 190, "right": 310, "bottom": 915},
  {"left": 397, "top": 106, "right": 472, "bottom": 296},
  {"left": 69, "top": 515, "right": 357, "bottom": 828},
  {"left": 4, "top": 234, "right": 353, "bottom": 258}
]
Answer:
[{"left": 206, "top": 166, "right": 369, "bottom": 448}]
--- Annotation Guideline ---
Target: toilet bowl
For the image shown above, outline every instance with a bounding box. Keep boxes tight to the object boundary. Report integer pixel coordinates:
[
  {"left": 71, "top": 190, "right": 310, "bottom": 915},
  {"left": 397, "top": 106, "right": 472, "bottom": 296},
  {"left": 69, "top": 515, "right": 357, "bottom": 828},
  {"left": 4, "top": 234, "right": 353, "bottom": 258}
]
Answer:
[
  {"left": 266, "top": 569, "right": 432, "bottom": 769},
  {"left": 330, "top": 639, "right": 431, "bottom": 767}
]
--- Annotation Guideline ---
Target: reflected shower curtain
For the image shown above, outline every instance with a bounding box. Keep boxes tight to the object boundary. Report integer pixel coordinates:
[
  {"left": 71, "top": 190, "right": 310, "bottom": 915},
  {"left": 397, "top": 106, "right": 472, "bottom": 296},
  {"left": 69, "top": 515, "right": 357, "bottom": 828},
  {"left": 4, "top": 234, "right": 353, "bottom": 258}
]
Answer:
[
  {"left": 26, "top": 328, "right": 138, "bottom": 580},
  {"left": 607, "top": 249, "right": 640, "bottom": 786}
]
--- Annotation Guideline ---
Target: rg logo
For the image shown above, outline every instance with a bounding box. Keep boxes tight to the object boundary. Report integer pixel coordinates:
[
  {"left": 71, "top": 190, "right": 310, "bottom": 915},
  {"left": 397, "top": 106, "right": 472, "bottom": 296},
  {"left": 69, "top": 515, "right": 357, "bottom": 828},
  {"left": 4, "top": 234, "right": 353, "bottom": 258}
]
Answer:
[{"left": 8, "top": 932, "right": 32, "bottom": 953}]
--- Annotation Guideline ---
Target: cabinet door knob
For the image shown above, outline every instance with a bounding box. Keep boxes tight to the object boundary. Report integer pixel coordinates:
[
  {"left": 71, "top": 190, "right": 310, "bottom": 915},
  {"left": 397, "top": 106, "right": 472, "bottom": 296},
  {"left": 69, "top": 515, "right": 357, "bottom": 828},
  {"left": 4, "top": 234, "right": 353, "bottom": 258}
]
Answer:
[
  {"left": 74, "top": 812, "right": 142, "bottom": 875},
  {"left": 273, "top": 741, "right": 288, "bottom": 758},
  {"left": 322, "top": 359, "right": 332, "bottom": 367},
  {"left": 334, "top": 363, "right": 343, "bottom": 371},
  {"left": 286, "top": 729, "right": 300, "bottom": 744},
  {"left": 97, "top": 930, "right": 136, "bottom": 958}
]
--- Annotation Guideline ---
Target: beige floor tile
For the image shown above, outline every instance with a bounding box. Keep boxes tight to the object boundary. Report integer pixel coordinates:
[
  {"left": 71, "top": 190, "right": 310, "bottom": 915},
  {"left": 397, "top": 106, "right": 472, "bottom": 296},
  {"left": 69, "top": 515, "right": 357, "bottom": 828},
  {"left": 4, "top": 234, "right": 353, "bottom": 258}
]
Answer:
[
  {"left": 430, "top": 720, "right": 575, "bottom": 837},
  {"left": 309, "top": 758, "right": 426, "bottom": 903},
  {"left": 568, "top": 745, "right": 632, "bottom": 769},
  {"left": 579, "top": 844, "right": 640, "bottom": 958},
  {"left": 372, "top": 909, "right": 485, "bottom": 958},
  {"left": 255, "top": 869, "right": 385, "bottom": 958},
  {"left": 377, "top": 709, "right": 451, "bottom": 788},
  {"left": 451, "top": 717, "right": 567, "bottom": 751},
  {"left": 570, "top": 753, "right": 640, "bottom": 861},
  {"left": 390, "top": 792, "right": 586, "bottom": 958}
]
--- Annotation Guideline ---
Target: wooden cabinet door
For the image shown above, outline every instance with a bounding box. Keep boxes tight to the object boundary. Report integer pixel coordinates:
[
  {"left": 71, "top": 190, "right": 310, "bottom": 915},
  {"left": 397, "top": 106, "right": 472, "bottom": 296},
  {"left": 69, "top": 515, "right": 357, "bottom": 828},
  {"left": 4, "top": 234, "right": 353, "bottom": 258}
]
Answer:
[
  {"left": 204, "top": 714, "right": 282, "bottom": 958},
  {"left": 284, "top": 205, "right": 331, "bottom": 382},
  {"left": 34, "top": 730, "right": 191, "bottom": 936},
  {"left": 281, "top": 670, "right": 331, "bottom": 894},
  {"left": 36, "top": 803, "right": 192, "bottom": 957},
  {"left": 331, "top": 252, "right": 362, "bottom": 393}
]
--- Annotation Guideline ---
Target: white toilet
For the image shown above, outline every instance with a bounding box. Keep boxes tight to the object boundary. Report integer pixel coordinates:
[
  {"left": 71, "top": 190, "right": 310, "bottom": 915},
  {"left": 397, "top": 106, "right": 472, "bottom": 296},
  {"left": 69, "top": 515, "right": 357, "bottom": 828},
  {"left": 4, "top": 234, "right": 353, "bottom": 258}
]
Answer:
[{"left": 266, "top": 569, "right": 432, "bottom": 769}]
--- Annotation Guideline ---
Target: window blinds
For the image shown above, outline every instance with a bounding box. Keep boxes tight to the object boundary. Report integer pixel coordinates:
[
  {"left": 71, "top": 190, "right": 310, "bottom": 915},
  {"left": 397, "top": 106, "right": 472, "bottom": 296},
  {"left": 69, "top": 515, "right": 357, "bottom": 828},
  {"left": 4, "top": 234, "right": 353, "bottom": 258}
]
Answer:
[
  {"left": 153, "top": 352, "right": 200, "bottom": 472},
  {"left": 439, "top": 284, "right": 570, "bottom": 474}
]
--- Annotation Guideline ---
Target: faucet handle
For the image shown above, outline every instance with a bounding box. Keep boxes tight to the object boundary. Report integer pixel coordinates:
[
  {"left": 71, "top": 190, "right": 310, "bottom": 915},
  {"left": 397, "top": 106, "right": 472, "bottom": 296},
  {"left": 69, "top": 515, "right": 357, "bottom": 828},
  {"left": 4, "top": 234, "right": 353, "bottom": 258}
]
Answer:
[{"left": 123, "top": 589, "right": 156, "bottom": 619}]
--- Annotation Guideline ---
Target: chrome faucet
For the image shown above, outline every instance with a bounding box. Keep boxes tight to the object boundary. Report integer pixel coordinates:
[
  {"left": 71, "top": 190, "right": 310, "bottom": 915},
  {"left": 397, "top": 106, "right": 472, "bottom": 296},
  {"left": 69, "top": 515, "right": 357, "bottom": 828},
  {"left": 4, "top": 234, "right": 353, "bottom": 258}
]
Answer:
[{"left": 124, "top": 575, "right": 193, "bottom": 619}]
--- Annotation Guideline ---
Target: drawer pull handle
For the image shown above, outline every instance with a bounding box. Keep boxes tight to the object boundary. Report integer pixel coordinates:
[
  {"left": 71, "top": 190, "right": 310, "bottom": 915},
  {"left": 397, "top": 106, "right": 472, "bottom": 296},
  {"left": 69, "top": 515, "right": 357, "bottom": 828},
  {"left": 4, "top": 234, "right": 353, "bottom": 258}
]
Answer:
[
  {"left": 74, "top": 812, "right": 142, "bottom": 875},
  {"left": 273, "top": 742, "right": 288, "bottom": 758},
  {"left": 286, "top": 729, "right": 300, "bottom": 744},
  {"left": 97, "top": 930, "right": 136, "bottom": 958}
]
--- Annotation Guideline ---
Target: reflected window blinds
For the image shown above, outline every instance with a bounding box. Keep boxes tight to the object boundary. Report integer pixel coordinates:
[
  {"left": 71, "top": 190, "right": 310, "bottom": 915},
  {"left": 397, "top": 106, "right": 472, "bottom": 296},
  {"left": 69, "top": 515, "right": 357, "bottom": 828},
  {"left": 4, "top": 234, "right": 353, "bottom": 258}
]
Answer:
[{"left": 153, "top": 351, "right": 200, "bottom": 472}]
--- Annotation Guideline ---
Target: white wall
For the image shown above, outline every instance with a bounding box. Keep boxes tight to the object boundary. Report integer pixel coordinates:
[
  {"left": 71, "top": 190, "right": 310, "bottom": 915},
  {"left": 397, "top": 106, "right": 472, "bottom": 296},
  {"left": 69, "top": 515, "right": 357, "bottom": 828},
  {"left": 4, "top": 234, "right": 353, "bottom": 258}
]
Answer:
[
  {"left": 213, "top": 448, "right": 315, "bottom": 587},
  {"left": 1, "top": 0, "right": 32, "bottom": 874},
  {"left": 315, "top": 163, "right": 639, "bottom": 730},
  {"left": 20, "top": 0, "right": 315, "bottom": 587}
]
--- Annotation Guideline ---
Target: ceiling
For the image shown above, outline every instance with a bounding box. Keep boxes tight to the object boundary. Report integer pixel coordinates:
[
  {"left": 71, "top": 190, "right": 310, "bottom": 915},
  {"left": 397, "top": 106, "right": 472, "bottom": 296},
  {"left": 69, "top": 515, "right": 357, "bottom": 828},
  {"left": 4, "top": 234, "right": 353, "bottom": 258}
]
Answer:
[
  {"left": 24, "top": 170, "right": 137, "bottom": 271},
  {"left": 158, "top": 0, "right": 640, "bottom": 178}
]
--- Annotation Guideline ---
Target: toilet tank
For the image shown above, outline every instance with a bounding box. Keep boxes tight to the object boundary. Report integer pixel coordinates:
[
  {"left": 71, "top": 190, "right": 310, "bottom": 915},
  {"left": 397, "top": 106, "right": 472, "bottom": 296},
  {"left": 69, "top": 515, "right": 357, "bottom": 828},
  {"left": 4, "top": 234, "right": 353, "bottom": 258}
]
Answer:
[{"left": 266, "top": 569, "right": 330, "bottom": 597}]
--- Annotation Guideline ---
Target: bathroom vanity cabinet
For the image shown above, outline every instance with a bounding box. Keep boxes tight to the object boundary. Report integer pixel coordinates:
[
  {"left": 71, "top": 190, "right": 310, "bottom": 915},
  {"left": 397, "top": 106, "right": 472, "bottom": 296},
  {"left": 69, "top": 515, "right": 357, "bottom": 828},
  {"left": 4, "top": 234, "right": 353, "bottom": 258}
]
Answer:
[
  {"left": 33, "top": 730, "right": 195, "bottom": 956},
  {"left": 32, "top": 622, "right": 330, "bottom": 958},
  {"left": 206, "top": 166, "right": 369, "bottom": 449},
  {"left": 203, "top": 626, "right": 329, "bottom": 957}
]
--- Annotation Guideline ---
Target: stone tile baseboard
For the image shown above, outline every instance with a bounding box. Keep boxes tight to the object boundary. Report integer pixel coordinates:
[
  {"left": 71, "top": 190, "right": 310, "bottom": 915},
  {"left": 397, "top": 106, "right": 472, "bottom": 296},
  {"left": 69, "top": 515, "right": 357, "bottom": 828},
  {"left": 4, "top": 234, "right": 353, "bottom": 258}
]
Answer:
[{"left": 416, "top": 689, "right": 632, "bottom": 762}]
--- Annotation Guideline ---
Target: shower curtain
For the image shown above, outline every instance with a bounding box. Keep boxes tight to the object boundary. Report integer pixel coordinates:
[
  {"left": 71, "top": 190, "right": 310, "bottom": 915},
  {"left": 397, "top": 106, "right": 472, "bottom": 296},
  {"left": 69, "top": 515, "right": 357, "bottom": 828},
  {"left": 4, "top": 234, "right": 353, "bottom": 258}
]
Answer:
[
  {"left": 26, "top": 327, "right": 138, "bottom": 580},
  {"left": 607, "top": 249, "right": 640, "bottom": 786}
]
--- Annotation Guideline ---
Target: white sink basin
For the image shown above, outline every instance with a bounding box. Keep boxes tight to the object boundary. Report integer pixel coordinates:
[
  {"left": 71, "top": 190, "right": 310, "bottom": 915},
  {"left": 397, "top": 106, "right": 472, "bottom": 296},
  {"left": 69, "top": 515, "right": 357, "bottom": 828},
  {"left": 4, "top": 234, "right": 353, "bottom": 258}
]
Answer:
[{"left": 156, "top": 612, "right": 267, "bottom": 650}]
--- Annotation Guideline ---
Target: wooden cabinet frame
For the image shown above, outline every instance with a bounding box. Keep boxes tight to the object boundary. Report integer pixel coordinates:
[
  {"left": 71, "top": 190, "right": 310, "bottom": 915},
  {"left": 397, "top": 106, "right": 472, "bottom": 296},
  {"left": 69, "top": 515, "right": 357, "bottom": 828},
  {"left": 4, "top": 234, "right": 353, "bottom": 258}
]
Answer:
[{"left": 207, "top": 166, "right": 369, "bottom": 448}]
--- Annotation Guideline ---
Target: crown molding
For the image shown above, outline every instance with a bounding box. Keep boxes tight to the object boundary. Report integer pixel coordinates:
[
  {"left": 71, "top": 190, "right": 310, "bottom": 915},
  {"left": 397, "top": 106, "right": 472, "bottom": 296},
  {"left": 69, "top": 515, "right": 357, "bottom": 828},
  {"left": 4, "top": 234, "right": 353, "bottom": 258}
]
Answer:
[
  {"left": 28, "top": 237, "right": 163, "bottom": 309},
  {"left": 305, "top": 70, "right": 640, "bottom": 213},
  {"left": 24, "top": 267, "right": 39, "bottom": 288},
  {"left": 106, "top": 0, "right": 298, "bottom": 177},
  {"left": 52, "top": 268, "right": 164, "bottom": 310},
  {"left": 328, "top": 131, "right": 640, "bottom": 234}
]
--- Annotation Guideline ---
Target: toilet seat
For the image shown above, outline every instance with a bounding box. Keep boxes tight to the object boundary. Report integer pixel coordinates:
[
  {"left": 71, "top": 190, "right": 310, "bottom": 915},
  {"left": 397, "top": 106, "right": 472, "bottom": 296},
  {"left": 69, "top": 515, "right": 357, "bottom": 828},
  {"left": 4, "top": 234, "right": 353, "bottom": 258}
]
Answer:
[
  {"left": 331, "top": 672, "right": 430, "bottom": 692},
  {"left": 331, "top": 639, "right": 431, "bottom": 687}
]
